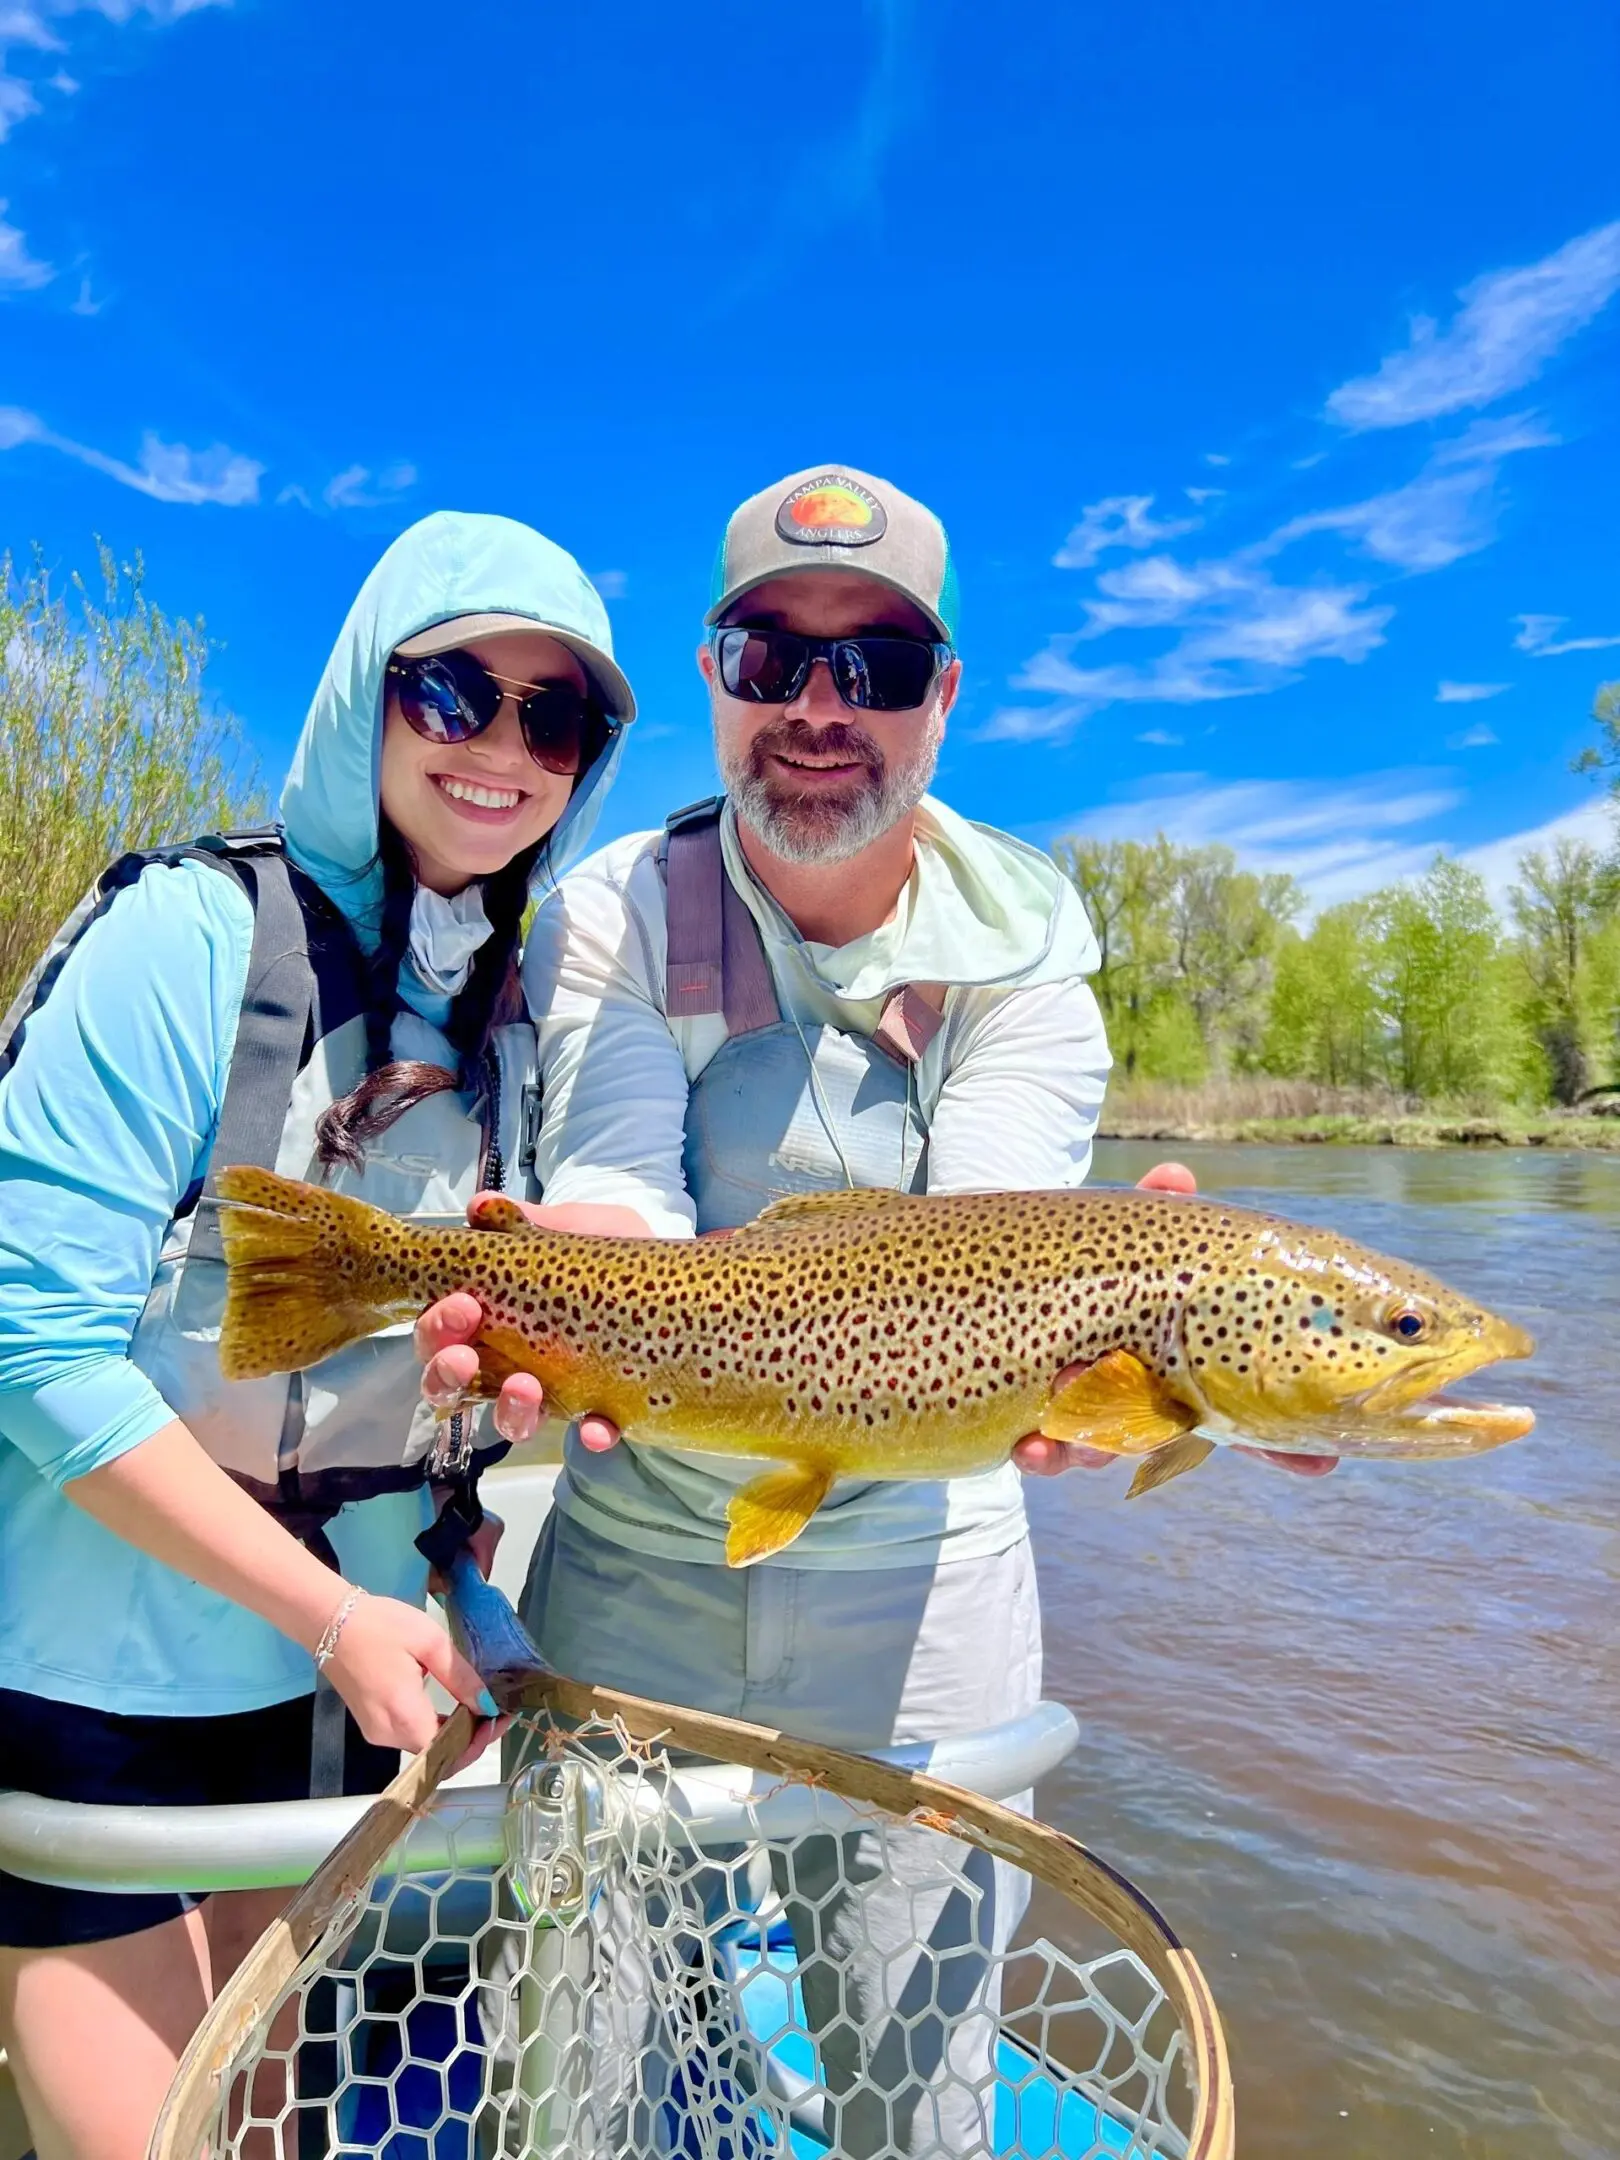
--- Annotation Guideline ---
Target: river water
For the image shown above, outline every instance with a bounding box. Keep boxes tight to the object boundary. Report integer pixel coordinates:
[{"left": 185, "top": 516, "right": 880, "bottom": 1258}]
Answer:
[{"left": 1028, "top": 1143, "right": 1619, "bottom": 2160}]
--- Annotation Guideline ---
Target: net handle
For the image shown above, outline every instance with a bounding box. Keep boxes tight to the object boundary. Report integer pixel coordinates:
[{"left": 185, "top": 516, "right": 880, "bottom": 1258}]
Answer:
[{"left": 150, "top": 1679, "right": 1235, "bottom": 2160}]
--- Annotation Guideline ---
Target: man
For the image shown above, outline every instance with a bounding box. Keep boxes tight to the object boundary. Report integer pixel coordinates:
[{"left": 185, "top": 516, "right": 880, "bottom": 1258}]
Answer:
[{"left": 419, "top": 466, "right": 1318, "bottom": 2153}]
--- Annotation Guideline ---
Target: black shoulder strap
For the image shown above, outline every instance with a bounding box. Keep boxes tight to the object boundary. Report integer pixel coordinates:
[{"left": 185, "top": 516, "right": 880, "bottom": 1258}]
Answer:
[{"left": 187, "top": 848, "right": 319, "bottom": 1264}]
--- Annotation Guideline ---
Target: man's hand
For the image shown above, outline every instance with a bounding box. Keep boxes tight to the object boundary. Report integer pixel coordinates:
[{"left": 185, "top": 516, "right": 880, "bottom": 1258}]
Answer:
[
  {"left": 415, "top": 1195, "right": 643, "bottom": 1450},
  {"left": 1013, "top": 1162, "right": 1338, "bottom": 1479}
]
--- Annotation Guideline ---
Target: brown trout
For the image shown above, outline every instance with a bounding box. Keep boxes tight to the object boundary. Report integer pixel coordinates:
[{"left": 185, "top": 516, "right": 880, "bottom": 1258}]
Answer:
[{"left": 216, "top": 1168, "right": 1535, "bottom": 1566}]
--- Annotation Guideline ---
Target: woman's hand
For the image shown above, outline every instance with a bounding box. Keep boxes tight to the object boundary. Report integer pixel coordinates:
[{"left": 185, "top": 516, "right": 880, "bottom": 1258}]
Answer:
[
  {"left": 317, "top": 1590, "right": 501, "bottom": 1756},
  {"left": 415, "top": 1194, "right": 643, "bottom": 1449}
]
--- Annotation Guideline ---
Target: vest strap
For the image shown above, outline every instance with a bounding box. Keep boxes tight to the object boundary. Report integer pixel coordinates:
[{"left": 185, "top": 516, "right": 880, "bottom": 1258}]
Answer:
[
  {"left": 663, "top": 800, "right": 780, "bottom": 1039},
  {"left": 662, "top": 798, "right": 952, "bottom": 1062},
  {"left": 188, "top": 850, "right": 318, "bottom": 1263}
]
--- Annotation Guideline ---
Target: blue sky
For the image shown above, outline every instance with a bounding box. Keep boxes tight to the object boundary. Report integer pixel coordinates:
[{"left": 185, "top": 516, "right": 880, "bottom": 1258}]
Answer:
[{"left": 2, "top": 0, "right": 1617, "bottom": 910}]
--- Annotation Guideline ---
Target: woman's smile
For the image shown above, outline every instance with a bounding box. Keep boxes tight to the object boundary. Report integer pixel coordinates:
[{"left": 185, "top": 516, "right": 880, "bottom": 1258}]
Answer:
[{"left": 429, "top": 770, "right": 533, "bottom": 820}]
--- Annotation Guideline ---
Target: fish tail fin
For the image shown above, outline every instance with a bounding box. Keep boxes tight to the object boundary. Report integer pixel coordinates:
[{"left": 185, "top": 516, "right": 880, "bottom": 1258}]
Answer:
[{"left": 216, "top": 1167, "right": 414, "bottom": 1381}]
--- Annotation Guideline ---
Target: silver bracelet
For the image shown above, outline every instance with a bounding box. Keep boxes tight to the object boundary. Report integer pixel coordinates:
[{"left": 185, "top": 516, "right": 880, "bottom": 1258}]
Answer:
[{"left": 313, "top": 1587, "right": 364, "bottom": 1670}]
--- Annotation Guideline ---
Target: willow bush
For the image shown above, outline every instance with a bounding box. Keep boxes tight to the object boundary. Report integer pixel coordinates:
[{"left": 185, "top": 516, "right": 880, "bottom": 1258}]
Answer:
[{"left": 0, "top": 546, "right": 265, "bottom": 1011}]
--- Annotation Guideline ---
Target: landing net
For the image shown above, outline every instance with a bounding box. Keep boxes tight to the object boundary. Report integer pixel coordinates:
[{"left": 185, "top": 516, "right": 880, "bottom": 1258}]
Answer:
[{"left": 157, "top": 1707, "right": 1229, "bottom": 2160}]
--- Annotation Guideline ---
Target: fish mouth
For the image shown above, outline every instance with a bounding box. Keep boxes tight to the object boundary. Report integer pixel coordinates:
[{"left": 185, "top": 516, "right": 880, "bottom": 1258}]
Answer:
[{"left": 1344, "top": 1314, "right": 1536, "bottom": 1457}]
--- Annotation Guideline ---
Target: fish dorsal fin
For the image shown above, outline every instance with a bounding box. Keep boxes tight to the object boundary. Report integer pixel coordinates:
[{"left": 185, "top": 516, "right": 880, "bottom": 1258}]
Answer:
[
  {"left": 752, "top": 1189, "right": 909, "bottom": 1230},
  {"left": 1040, "top": 1349, "right": 1199, "bottom": 1455},
  {"left": 469, "top": 1196, "right": 543, "bottom": 1234}
]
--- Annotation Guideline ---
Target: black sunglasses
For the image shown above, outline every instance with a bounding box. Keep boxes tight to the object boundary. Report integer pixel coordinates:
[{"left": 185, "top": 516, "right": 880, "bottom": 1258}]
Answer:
[
  {"left": 710, "top": 627, "right": 953, "bottom": 713},
  {"left": 386, "top": 649, "right": 610, "bottom": 776}
]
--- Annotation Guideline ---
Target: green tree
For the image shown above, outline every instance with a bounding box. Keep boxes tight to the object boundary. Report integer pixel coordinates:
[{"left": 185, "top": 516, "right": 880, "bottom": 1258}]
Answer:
[
  {"left": 1052, "top": 835, "right": 1187, "bottom": 1080},
  {"left": 1262, "top": 902, "right": 1382, "bottom": 1088},
  {"left": 0, "top": 547, "right": 263, "bottom": 1011},
  {"left": 1508, "top": 837, "right": 1615, "bottom": 1103},
  {"left": 1369, "top": 858, "right": 1508, "bottom": 1100},
  {"left": 1166, "top": 846, "right": 1302, "bottom": 1074}
]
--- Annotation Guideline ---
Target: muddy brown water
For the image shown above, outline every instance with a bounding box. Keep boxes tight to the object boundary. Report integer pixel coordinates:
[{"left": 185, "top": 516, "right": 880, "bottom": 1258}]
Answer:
[{"left": 1027, "top": 1142, "right": 1619, "bottom": 2160}]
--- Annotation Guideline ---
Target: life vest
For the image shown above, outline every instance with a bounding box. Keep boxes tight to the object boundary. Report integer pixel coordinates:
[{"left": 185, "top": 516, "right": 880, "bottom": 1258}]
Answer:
[{"left": 0, "top": 828, "right": 540, "bottom": 1543}]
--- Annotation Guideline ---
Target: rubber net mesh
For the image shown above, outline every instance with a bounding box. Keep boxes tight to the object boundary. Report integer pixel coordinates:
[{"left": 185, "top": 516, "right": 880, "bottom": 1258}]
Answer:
[{"left": 199, "top": 1711, "right": 1195, "bottom": 2160}]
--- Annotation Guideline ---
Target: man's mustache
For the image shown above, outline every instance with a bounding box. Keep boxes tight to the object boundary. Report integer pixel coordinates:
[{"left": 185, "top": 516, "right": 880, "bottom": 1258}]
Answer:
[{"left": 747, "top": 721, "right": 886, "bottom": 776}]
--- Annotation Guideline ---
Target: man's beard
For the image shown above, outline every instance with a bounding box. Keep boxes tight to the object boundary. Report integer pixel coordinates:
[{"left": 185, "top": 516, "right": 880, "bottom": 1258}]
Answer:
[{"left": 719, "top": 715, "right": 942, "bottom": 867}]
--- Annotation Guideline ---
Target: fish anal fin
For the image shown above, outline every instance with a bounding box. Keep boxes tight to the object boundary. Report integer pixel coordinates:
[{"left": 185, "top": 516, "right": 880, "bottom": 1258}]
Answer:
[
  {"left": 724, "top": 1458, "right": 836, "bottom": 1568},
  {"left": 1127, "top": 1434, "right": 1217, "bottom": 1498},
  {"left": 442, "top": 1327, "right": 540, "bottom": 1407},
  {"left": 752, "top": 1190, "right": 909, "bottom": 1230},
  {"left": 1040, "top": 1350, "right": 1198, "bottom": 1456}
]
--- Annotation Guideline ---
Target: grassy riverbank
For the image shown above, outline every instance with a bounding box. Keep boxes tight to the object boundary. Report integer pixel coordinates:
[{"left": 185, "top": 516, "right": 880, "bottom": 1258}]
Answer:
[{"left": 1099, "top": 1079, "right": 1620, "bottom": 1149}]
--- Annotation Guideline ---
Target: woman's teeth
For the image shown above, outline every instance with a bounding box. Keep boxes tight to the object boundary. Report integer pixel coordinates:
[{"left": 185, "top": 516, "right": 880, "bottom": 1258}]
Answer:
[{"left": 436, "top": 776, "right": 523, "bottom": 810}]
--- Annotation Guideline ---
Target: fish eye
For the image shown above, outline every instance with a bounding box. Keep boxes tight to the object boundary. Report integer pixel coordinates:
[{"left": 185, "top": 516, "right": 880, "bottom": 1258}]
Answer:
[{"left": 1385, "top": 1303, "right": 1428, "bottom": 1342}]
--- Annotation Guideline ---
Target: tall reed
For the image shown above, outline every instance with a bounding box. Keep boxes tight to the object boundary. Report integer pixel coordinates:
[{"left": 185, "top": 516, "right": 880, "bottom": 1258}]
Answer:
[{"left": 0, "top": 545, "right": 265, "bottom": 1011}]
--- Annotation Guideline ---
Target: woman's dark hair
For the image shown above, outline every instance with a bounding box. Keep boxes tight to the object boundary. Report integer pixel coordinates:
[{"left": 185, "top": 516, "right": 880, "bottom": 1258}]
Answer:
[
  {"left": 313, "top": 819, "right": 539, "bottom": 1172},
  {"left": 314, "top": 678, "right": 612, "bottom": 1173}
]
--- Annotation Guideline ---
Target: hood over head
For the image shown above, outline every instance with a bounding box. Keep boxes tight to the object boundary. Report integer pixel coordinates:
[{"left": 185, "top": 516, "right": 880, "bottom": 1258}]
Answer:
[{"left": 281, "top": 511, "right": 633, "bottom": 943}]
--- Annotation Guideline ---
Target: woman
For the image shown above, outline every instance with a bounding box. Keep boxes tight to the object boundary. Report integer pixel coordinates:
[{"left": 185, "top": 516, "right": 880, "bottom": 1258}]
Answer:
[{"left": 0, "top": 510, "right": 636, "bottom": 2160}]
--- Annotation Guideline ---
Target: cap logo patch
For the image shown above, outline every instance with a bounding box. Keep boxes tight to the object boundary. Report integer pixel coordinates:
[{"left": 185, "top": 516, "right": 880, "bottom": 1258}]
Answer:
[{"left": 775, "top": 474, "right": 887, "bottom": 548}]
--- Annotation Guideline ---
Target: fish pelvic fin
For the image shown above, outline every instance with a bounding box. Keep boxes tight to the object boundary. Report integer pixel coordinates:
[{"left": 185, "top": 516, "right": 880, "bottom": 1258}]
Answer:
[
  {"left": 724, "top": 1458, "right": 836, "bottom": 1568},
  {"left": 1040, "top": 1349, "right": 1200, "bottom": 1455},
  {"left": 216, "top": 1168, "right": 409, "bottom": 1381},
  {"left": 1127, "top": 1434, "right": 1217, "bottom": 1498}
]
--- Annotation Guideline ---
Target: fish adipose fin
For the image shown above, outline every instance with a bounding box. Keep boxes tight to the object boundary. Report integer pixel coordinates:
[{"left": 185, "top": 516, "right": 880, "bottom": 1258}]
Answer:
[
  {"left": 725, "top": 1458, "right": 836, "bottom": 1568},
  {"left": 216, "top": 1167, "right": 401, "bottom": 1381},
  {"left": 1127, "top": 1434, "right": 1217, "bottom": 1498},
  {"left": 1040, "top": 1349, "right": 1199, "bottom": 1455}
]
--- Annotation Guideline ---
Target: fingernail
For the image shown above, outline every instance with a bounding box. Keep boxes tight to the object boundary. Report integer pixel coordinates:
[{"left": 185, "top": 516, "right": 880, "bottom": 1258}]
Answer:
[{"left": 478, "top": 1687, "right": 500, "bottom": 1718}]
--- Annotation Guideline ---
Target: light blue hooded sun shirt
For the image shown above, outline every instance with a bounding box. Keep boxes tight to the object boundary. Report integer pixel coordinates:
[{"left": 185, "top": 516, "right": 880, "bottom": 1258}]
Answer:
[{"left": 0, "top": 513, "right": 628, "bottom": 1715}]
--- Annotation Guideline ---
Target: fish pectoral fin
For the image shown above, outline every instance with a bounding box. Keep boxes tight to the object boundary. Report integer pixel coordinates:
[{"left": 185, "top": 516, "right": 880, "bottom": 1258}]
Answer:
[
  {"left": 1040, "top": 1350, "right": 1199, "bottom": 1455},
  {"left": 1127, "top": 1434, "right": 1217, "bottom": 1498},
  {"left": 725, "top": 1459, "right": 836, "bottom": 1568},
  {"left": 469, "top": 1196, "right": 542, "bottom": 1234}
]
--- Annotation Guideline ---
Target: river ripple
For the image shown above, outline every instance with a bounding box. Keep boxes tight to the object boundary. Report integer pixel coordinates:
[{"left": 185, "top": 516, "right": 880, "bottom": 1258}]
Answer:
[{"left": 1029, "top": 1143, "right": 1620, "bottom": 2160}]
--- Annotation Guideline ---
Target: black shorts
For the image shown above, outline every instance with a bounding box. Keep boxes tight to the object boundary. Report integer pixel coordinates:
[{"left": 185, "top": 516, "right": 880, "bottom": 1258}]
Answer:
[{"left": 0, "top": 1687, "right": 399, "bottom": 1949}]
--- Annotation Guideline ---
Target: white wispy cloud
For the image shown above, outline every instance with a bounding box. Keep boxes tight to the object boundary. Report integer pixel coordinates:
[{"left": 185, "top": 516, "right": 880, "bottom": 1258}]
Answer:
[
  {"left": 1326, "top": 218, "right": 1620, "bottom": 431},
  {"left": 1447, "top": 723, "right": 1498, "bottom": 749},
  {"left": 1513, "top": 612, "right": 1620, "bottom": 657},
  {"left": 1036, "top": 773, "right": 1462, "bottom": 909},
  {"left": 1136, "top": 728, "right": 1183, "bottom": 746},
  {"left": 1459, "top": 797, "right": 1616, "bottom": 908},
  {"left": 1436, "top": 681, "right": 1510, "bottom": 703},
  {"left": 322, "top": 460, "right": 416, "bottom": 510},
  {"left": 1264, "top": 414, "right": 1555, "bottom": 572},
  {"left": 1053, "top": 494, "right": 1202, "bottom": 571},
  {"left": 0, "top": 4, "right": 56, "bottom": 142},
  {"left": 591, "top": 569, "right": 629, "bottom": 600},
  {"left": 0, "top": 402, "right": 261, "bottom": 502},
  {"left": 0, "top": 0, "right": 228, "bottom": 270},
  {"left": 0, "top": 197, "right": 50, "bottom": 286},
  {"left": 984, "top": 556, "right": 1391, "bottom": 742}
]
